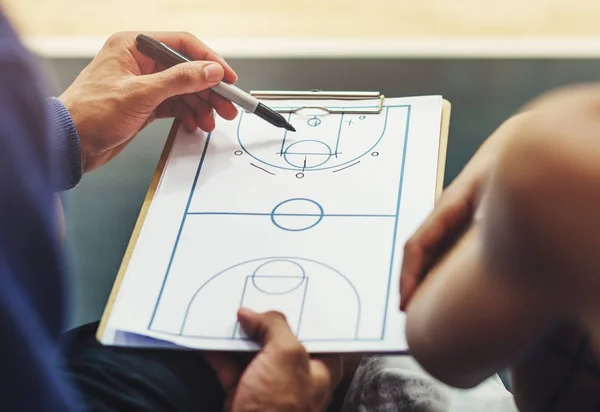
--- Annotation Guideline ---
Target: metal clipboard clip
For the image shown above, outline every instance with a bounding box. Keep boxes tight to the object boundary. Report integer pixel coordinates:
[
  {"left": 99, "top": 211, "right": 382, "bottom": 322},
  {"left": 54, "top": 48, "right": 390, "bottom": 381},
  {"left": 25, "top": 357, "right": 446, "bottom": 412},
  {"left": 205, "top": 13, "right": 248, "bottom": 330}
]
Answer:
[{"left": 249, "top": 90, "right": 385, "bottom": 115}]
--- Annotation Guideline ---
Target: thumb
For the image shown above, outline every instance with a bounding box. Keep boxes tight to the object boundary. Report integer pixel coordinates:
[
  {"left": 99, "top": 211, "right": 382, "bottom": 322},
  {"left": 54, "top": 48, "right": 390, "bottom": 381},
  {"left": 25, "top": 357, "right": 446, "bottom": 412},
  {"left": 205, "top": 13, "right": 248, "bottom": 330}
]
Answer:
[
  {"left": 237, "top": 308, "right": 298, "bottom": 348},
  {"left": 143, "top": 61, "right": 224, "bottom": 104}
]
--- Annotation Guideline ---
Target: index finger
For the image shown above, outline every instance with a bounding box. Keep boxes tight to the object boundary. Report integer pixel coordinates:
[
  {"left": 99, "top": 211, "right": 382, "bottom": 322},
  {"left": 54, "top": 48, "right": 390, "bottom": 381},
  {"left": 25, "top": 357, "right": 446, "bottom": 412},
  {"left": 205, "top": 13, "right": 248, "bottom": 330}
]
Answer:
[{"left": 149, "top": 31, "right": 238, "bottom": 83}]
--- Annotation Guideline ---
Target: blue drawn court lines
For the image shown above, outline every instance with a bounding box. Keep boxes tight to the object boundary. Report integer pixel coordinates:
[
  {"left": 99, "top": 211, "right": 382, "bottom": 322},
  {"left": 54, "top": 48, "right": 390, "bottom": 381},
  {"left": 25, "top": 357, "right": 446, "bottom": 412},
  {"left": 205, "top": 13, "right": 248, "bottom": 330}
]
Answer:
[
  {"left": 148, "top": 104, "right": 411, "bottom": 343},
  {"left": 270, "top": 198, "right": 324, "bottom": 231},
  {"left": 147, "top": 133, "right": 212, "bottom": 330},
  {"left": 232, "top": 275, "right": 308, "bottom": 338},
  {"left": 186, "top": 212, "right": 395, "bottom": 217},
  {"left": 283, "top": 140, "right": 333, "bottom": 169},
  {"left": 381, "top": 104, "right": 411, "bottom": 339},
  {"left": 334, "top": 113, "right": 345, "bottom": 159},
  {"left": 185, "top": 210, "right": 396, "bottom": 235},
  {"left": 186, "top": 196, "right": 396, "bottom": 234},
  {"left": 176, "top": 257, "right": 361, "bottom": 341}
]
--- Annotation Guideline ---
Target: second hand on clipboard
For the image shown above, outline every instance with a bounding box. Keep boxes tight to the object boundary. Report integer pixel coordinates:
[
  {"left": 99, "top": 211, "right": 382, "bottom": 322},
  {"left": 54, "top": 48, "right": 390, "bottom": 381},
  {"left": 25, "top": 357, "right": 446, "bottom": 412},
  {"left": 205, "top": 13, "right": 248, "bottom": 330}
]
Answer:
[{"left": 135, "top": 34, "right": 296, "bottom": 132}]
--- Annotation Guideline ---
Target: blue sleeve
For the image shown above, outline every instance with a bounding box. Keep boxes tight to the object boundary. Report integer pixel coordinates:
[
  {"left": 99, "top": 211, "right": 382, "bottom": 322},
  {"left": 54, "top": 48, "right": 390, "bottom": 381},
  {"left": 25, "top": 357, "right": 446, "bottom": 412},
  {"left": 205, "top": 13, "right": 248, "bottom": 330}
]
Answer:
[
  {"left": 47, "top": 97, "right": 83, "bottom": 191},
  {"left": 0, "top": 12, "right": 83, "bottom": 412}
]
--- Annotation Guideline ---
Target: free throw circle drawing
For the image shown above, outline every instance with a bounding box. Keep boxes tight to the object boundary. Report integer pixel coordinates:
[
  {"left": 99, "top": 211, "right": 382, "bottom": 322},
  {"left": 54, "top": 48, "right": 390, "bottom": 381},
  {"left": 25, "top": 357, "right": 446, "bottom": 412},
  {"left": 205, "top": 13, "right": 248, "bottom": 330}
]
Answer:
[
  {"left": 251, "top": 259, "right": 306, "bottom": 294},
  {"left": 282, "top": 140, "right": 332, "bottom": 169}
]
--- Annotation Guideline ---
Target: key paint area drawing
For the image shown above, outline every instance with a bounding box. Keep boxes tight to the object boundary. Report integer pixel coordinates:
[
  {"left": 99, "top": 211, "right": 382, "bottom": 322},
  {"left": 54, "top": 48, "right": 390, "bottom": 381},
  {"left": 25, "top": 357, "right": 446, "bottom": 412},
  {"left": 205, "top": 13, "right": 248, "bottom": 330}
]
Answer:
[{"left": 180, "top": 257, "right": 360, "bottom": 341}]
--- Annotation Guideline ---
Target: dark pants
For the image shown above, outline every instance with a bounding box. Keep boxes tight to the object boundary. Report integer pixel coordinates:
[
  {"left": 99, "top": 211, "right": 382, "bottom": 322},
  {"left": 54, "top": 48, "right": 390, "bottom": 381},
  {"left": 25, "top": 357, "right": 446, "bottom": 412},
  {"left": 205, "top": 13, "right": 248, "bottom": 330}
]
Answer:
[
  {"left": 64, "top": 322, "right": 355, "bottom": 411},
  {"left": 64, "top": 322, "right": 226, "bottom": 412}
]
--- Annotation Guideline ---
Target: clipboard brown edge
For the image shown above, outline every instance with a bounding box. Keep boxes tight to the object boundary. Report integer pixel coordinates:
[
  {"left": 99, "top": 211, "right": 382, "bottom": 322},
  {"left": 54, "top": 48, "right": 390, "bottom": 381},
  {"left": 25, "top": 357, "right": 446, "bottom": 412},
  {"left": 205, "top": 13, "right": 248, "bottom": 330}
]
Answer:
[{"left": 96, "top": 98, "right": 452, "bottom": 343}]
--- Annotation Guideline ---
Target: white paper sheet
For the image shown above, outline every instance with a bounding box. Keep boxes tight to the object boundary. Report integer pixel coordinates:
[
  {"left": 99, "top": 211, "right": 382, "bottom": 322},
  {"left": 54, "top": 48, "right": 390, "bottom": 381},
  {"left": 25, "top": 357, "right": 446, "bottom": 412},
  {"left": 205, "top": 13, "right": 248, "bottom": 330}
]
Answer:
[{"left": 101, "top": 95, "right": 444, "bottom": 353}]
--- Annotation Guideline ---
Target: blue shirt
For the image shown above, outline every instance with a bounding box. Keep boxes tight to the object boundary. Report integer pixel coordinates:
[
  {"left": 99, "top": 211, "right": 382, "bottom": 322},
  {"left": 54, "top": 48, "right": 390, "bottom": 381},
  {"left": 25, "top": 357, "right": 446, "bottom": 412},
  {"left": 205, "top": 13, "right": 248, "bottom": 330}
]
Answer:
[{"left": 0, "top": 10, "right": 83, "bottom": 410}]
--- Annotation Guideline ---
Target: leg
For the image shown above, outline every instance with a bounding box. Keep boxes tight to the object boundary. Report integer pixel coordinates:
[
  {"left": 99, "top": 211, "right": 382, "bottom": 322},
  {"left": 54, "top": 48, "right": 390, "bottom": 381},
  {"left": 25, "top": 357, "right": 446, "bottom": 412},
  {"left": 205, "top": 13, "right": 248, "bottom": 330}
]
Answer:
[{"left": 63, "top": 322, "right": 225, "bottom": 412}]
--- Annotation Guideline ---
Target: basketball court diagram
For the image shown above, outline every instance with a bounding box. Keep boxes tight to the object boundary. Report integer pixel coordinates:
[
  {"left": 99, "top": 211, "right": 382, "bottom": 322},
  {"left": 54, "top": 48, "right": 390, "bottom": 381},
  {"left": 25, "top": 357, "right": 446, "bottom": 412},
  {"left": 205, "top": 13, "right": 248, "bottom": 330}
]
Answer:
[{"left": 146, "top": 102, "right": 414, "bottom": 343}]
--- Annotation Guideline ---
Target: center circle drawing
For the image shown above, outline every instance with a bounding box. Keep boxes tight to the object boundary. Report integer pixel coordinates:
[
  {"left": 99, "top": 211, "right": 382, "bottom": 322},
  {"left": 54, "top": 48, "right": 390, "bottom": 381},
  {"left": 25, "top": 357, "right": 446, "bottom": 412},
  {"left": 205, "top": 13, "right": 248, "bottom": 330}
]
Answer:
[
  {"left": 251, "top": 259, "right": 306, "bottom": 294},
  {"left": 283, "top": 140, "right": 332, "bottom": 169},
  {"left": 270, "top": 198, "right": 324, "bottom": 232}
]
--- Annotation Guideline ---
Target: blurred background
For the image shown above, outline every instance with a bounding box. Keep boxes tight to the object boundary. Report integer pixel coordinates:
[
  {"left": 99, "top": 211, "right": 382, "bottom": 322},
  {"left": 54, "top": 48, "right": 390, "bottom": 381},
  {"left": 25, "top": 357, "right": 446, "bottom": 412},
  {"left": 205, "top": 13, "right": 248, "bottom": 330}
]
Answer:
[{"left": 4, "top": 0, "right": 600, "bottom": 332}]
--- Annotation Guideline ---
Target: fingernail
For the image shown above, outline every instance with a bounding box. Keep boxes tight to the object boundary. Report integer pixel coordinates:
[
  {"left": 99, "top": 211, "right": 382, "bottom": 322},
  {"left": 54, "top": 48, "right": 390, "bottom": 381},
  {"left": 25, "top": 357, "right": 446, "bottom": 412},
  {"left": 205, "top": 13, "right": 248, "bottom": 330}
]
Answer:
[
  {"left": 204, "top": 63, "right": 223, "bottom": 82},
  {"left": 238, "top": 307, "right": 256, "bottom": 317}
]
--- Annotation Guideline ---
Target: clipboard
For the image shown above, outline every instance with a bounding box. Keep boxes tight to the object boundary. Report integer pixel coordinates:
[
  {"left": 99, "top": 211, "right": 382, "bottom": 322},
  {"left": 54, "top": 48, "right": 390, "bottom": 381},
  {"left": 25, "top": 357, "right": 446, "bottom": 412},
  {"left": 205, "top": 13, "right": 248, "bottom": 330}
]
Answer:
[
  {"left": 97, "top": 92, "right": 451, "bottom": 343},
  {"left": 250, "top": 90, "right": 386, "bottom": 114}
]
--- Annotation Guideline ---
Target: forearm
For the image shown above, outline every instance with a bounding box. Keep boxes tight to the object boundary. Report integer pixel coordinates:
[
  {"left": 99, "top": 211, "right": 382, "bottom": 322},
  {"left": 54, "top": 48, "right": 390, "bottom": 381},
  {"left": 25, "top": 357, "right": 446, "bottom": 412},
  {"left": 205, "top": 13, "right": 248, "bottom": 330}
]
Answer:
[{"left": 405, "top": 226, "right": 557, "bottom": 389}]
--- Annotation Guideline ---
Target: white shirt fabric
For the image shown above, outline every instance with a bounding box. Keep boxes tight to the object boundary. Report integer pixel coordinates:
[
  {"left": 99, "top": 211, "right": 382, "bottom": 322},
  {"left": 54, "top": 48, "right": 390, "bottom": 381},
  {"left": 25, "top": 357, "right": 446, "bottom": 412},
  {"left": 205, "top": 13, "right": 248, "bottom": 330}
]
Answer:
[{"left": 341, "top": 355, "right": 519, "bottom": 412}]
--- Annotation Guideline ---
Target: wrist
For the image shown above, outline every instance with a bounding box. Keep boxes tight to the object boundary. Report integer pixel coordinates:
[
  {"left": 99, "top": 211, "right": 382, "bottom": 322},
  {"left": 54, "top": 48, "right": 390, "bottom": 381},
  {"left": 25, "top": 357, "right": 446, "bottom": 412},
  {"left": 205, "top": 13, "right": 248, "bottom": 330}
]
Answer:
[{"left": 46, "top": 97, "right": 84, "bottom": 190}]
